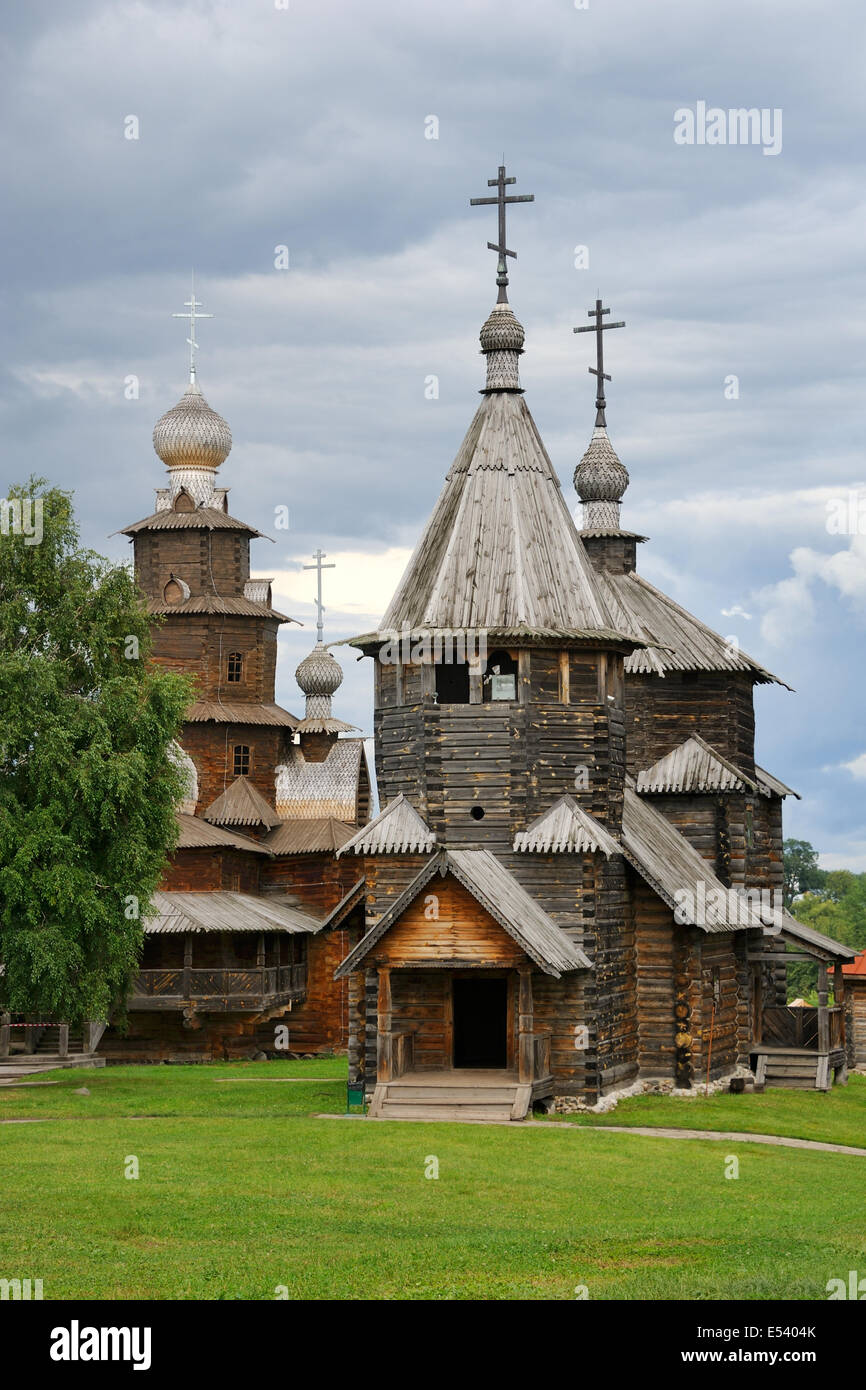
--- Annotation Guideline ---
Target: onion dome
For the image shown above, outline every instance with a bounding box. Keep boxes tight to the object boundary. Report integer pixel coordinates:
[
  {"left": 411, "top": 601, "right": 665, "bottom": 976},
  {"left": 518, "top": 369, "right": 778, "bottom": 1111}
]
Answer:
[
  {"left": 574, "top": 426, "right": 630, "bottom": 530},
  {"left": 480, "top": 302, "right": 525, "bottom": 392},
  {"left": 153, "top": 382, "right": 232, "bottom": 473},
  {"left": 295, "top": 641, "right": 344, "bottom": 724}
]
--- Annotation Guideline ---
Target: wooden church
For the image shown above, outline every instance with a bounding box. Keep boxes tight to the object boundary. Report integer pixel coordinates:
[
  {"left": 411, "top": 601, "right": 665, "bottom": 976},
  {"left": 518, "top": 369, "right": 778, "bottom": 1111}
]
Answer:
[
  {"left": 96, "top": 169, "right": 855, "bottom": 1113},
  {"left": 99, "top": 290, "right": 372, "bottom": 1063},
  {"left": 329, "top": 167, "right": 855, "bottom": 1118}
]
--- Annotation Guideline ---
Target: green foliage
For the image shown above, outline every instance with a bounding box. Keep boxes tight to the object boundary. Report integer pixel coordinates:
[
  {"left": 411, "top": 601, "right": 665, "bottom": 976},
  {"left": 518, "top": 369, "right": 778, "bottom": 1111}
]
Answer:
[
  {"left": 782, "top": 838, "right": 826, "bottom": 908},
  {"left": 0, "top": 479, "right": 192, "bottom": 1023}
]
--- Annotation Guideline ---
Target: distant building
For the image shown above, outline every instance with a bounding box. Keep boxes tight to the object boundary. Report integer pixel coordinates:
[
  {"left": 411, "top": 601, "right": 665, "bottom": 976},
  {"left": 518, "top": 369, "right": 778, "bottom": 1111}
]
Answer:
[{"left": 101, "top": 353, "right": 370, "bottom": 1062}]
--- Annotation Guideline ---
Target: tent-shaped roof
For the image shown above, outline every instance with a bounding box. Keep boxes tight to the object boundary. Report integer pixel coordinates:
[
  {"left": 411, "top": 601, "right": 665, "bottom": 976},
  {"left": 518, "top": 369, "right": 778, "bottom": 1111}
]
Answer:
[
  {"left": 348, "top": 301, "right": 645, "bottom": 649},
  {"left": 335, "top": 848, "right": 589, "bottom": 979},
  {"left": 203, "top": 777, "right": 280, "bottom": 829},
  {"left": 513, "top": 795, "right": 621, "bottom": 857},
  {"left": 337, "top": 793, "right": 436, "bottom": 856}
]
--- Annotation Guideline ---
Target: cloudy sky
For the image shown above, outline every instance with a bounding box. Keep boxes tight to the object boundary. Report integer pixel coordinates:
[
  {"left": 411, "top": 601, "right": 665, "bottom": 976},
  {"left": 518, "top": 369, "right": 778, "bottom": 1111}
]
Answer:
[{"left": 3, "top": 0, "right": 865, "bottom": 866}]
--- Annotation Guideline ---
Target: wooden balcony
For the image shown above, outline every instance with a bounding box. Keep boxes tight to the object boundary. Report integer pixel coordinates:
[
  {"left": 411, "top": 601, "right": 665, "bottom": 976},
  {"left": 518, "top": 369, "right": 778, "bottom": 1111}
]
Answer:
[{"left": 129, "top": 963, "right": 306, "bottom": 1013}]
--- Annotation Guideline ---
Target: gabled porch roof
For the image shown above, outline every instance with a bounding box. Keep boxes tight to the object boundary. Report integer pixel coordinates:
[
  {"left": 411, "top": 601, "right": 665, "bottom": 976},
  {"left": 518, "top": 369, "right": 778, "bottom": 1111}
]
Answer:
[{"left": 334, "top": 848, "right": 590, "bottom": 979}]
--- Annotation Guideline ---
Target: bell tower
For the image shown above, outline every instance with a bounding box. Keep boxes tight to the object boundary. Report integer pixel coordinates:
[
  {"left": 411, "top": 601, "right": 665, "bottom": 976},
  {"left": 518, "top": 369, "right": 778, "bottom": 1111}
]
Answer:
[{"left": 122, "top": 280, "right": 299, "bottom": 825}]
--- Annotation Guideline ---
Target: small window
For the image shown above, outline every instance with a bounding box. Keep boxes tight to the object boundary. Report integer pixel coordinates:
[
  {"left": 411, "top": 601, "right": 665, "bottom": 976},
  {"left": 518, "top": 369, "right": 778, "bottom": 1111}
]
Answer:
[
  {"left": 483, "top": 648, "right": 518, "bottom": 702},
  {"left": 470, "top": 805, "right": 485, "bottom": 821},
  {"left": 745, "top": 803, "right": 754, "bottom": 850},
  {"left": 173, "top": 489, "right": 195, "bottom": 513},
  {"left": 227, "top": 652, "right": 243, "bottom": 683},
  {"left": 163, "top": 575, "right": 189, "bottom": 605},
  {"left": 233, "top": 744, "right": 250, "bottom": 777},
  {"left": 435, "top": 662, "right": 470, "bottom": 705}
]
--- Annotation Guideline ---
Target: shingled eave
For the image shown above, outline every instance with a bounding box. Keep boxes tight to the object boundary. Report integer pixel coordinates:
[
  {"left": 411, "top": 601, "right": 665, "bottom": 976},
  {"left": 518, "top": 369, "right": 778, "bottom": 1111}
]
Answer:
[
  {"left": 598, "top": 570, "right": 790, "bottom": 687},
  {"left": 336, "top": 792, "right": 436, "bottom": 856},
  {"left": 513, "top": 794, "right": 621, "bottom": 857},
  {"left": 119, "top": 506, "right": 270, "bottom": 539},
  {"left": 203, "top": 776, "right": 281, "bottom": 829},
  {"left": 621, "top": 783, "right": 770, "bottom": 934},
  {"left": 636, "top": 734, "right": 759, "bottom": 797}
]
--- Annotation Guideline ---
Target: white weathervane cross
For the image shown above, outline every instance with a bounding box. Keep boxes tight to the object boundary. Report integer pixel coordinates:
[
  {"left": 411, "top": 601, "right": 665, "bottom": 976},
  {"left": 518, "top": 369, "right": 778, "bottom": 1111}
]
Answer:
[
  {"left": 172, "top": 272, "right": 213, "bottom": 384},
  {"left": 303, "top": 549, "right": 336, "bottom": 644}
]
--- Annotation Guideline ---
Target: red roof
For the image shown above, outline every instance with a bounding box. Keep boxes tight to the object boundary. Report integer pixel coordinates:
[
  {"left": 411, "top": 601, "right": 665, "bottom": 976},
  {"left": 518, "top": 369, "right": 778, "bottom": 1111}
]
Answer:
[{"left": 842, "top": 952, "right": 866, "bottom": 976}]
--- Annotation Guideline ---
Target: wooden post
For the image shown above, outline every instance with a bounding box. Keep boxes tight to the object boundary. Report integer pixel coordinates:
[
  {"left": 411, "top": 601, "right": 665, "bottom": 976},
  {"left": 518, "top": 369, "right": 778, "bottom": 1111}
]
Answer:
[
  {"left": 183, "top": 934, "right": 192, "bottom": 999},
  {"left": 817, "top": 963, "right": 830, "bottom": 1054},
  {"left": 518, "top": 965, "right": 534, "bottom": 1084},
  {"left": 377, "top": 967, "right": 392, "bottom": 1082},
  {"left": 58, "top": 1023, "right": 69, "bottom": 1059},
  {"left": 24, "top": 1015, "right": 36, "bottom": 1055},
  {"left": 558, "top": 650, "right": 570, "bottom": 705},
  {"left": 0, "top": 1013, "right": 10, "bottom": 1059}
]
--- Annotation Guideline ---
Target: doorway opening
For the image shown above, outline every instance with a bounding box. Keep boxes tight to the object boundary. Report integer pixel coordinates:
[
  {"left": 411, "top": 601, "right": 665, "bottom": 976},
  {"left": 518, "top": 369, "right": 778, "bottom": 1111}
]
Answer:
[{"left": 452, "top": 976, "right": 508, "bottom": 1069}]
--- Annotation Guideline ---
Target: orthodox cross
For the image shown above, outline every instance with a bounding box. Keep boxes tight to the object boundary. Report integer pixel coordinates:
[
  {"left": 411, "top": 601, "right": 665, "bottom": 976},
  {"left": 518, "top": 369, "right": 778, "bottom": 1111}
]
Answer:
[
  {"left": 575, "top": 297, "right": 625, "bottom": 426},
  {"left": 303, "top": 548, "right": 336, "bottom": 644},
  {"left": 172, "top": 272, "right": 213, "bottom": 384},
  {"left": 470, "top": 164, "right": 534, "bottom": 302}
]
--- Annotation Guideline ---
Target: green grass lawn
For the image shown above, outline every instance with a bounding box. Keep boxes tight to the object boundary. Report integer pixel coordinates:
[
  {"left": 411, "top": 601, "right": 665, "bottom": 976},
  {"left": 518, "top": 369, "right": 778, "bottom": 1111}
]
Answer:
[
  {"left": 1, "top": 1060, "right": 864, "bottom": 1300},
  {"left": 543, "top": 1073, "right": 866, "bottom": 1151}
]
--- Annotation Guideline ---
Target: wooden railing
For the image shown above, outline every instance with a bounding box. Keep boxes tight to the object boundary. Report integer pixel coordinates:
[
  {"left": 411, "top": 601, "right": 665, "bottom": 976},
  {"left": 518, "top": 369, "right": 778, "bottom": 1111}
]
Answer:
[
  {"left": 131, "top": 964, "right": 306, "bottom": 1001},
  {"left": 393, "top": 1030, "right": 415, "bottom": 1079},
  {"left": 760, "top": 1004, "right": 843, "bottom": 1053},
  {"left": 829, "top": 1007, "right": 844, "bottom": 1051},
  {"left": 761, "top": 1006, "right": 818, "bottom": 1049}
]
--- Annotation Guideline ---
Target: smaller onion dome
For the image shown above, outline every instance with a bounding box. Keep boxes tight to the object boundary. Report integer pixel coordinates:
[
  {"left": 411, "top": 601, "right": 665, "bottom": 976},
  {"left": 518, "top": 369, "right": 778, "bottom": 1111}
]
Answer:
[
  {"left": 574, "top": 427, "right": 629, "bottom": 503},
  {"left": 479, "top": 302, "right": 525, "bottom": 392},
  {"left": 295, "top": 641, "right": 345, "bottom": 728},
  {"left": 480, "top": 302, "right": 525, "bottom": 354},
  {"left": 296, "top": 642, "right": 344, "bottom": 698},
  {"left": 153, "top": 382, "right": 232, "bottom": 472},
  {"left": 574, "top": 426, "right": 630, "bottom": 531}
]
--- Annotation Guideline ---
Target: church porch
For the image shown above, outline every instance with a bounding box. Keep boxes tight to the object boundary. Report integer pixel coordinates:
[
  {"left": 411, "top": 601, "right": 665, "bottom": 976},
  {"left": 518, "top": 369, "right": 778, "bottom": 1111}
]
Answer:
[
  {"left": 367, "top": 965, "right": 554, "bottom": 1120},
  {"left": 750, "top": 941, "right": 851, "bottom": 1092}
]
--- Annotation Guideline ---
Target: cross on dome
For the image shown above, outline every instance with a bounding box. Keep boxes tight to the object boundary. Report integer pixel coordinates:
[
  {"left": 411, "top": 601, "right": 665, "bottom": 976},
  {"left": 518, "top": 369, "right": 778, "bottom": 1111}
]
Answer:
[
  {"left": 470, "top": 163, "right": 534, "bottom": 303},
  {"left": 172, "top": 271, "right": 214, "bottom": 385}
]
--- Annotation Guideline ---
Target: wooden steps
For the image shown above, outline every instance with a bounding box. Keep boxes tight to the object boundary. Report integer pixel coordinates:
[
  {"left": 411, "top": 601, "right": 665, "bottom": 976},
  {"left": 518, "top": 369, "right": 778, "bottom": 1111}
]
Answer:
[
  {"left": 370, "top": 1077, "right": 531, "bottom": 1122},
  {"left": 754, "top": 1049, "right": 828, "bottom": 1091}
]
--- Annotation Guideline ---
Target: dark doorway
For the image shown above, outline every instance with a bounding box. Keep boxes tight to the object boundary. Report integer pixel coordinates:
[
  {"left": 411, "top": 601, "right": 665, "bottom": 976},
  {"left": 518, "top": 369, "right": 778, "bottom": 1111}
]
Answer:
[{"left": 452, "top": 976, "right": 508, "bottom": 1069}]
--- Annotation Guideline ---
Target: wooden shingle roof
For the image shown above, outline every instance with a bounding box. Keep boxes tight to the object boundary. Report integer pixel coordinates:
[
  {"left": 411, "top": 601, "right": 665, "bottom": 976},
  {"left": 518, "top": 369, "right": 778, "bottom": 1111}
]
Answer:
[
  {"left": 596, "top": 570, "right": 788, "bottom": 685},
  {"left": 337, "top": 794, "right": 436, "bottom": 856},
  {"left": 264, "top": 817, "right": 355, "bottom": 855},
  {"left": 275, "top": 739, "right": 368, "bottom": 822},
  {"left": 636, "top": 735, "right": 757, "bottom": 796},
  {"left": 513, "top": 795, "right": 620, "bottom": 856},
  {"left": 355, "top": 391, "right": 644, "bottom": 647},
  {"left": 185, "top": 701, "right": 298, "bottom": 728},
  {"left": 121, "top": 506, "right": 265, "bottom": 536},
  {"left": 203, "top": 777, "right": 280, "bottom": 829},
  {"left": 147, "top": 890, "right": 322, "bottom": 935},
  {"left": 621, "top": 784, "right": 769, "bottom": 934},
  {"left": 334, "top": 849, "right": 590, "bottom": 979},
  {"left": 175, "top": 813, "right": 272, "bottom": 855}
]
